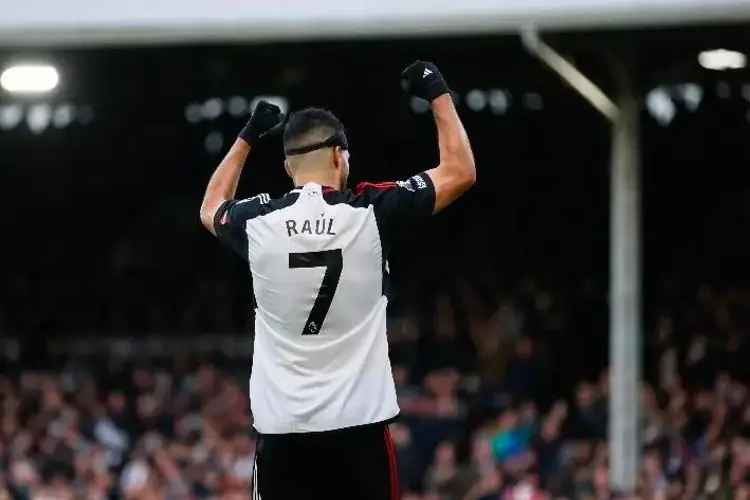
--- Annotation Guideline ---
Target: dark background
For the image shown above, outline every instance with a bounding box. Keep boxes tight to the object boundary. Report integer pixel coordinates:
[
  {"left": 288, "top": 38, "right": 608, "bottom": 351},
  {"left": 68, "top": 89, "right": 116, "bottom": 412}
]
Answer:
[
  {"left": 2, "top": 25, "right": 750, "bottom": 499},
  {"left": 1, "top": 28, "right": 750, "bottom": 381}
]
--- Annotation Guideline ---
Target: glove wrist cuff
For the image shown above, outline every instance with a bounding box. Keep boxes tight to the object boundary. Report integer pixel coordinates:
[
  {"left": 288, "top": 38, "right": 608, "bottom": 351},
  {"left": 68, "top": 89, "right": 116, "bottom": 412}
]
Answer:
[
  {"left": 428, "top": 90, "right": 451, "bottom": 102},
  {"left": 238, "top": 122, "right": 255, "bottom": 146},
  {"left": 424, "top": 81, "right": 451, "bottom": 102}
]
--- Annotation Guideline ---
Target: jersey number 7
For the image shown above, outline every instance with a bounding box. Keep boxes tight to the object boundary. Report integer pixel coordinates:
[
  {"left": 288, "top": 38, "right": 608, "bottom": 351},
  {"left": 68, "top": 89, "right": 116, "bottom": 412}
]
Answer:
[{"left": 288, "top": 249, "right": 343, "bottom": 335}]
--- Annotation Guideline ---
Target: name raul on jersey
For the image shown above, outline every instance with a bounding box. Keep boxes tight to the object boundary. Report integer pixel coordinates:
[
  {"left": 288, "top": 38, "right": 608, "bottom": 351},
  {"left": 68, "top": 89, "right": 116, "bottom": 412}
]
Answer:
[{"left": 285, "top": 217, "right": 336, "bottom": 237}]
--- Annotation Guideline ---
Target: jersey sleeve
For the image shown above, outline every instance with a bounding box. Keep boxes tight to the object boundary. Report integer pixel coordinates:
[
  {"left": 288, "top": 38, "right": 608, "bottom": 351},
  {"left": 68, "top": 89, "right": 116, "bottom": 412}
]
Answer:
[
  {"left": 213, "top": 194, "right": 268, "bottom": 259},
  {"left": 355, "top": 172, "right": 436, "bottom": 248}
]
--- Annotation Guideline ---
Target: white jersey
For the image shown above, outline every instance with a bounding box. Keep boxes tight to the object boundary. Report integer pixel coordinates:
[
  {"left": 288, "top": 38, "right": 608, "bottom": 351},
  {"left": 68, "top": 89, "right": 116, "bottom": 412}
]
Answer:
[{"left": 214, "top": 173, "right": 436, "bottom": 434}]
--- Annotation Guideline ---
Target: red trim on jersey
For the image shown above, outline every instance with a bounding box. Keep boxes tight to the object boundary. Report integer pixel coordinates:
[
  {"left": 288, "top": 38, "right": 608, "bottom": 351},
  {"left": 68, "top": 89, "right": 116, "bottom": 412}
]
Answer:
[
  {"left": 383, "top": 426, "right": 399, "bottom": 500},
  {"left": 354, "top": 181, "right": 398, "bottom": 195}
]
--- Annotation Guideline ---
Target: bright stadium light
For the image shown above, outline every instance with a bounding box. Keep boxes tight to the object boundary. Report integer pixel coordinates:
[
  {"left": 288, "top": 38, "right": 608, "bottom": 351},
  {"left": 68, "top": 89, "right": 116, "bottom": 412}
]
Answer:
[
  {"left": 698, "top": 49, "right": 746, "bottom": 71},
  {"left": 0, "top": 64, "right": 59, "bottom": 94},
  {"left": 250, "top": 96, "right": 288, "bottom": 114}
]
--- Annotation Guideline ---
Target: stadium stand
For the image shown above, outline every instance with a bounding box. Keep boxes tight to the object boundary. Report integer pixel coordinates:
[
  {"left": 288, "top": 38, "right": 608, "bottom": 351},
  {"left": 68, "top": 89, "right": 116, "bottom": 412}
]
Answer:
[{"left": 2, "top": 30, "right": 750, "bottom": 500}]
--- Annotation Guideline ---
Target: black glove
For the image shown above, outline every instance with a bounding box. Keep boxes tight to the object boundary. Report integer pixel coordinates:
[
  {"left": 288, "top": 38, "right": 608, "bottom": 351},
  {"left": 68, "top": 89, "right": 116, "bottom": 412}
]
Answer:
[
  {"left": 239, "top": 100, "right": 286, "bottom": 146},
  {"left": 400, "top": 60, "right": 450, "bottom": 102}
]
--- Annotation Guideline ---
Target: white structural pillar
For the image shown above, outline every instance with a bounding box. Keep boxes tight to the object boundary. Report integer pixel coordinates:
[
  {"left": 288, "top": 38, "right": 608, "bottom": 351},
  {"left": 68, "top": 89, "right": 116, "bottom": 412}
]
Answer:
[
  {"left": 521, "top": 27, "right": 641, "bottom": 494},
  {"left": 608, "top": 91, "right": 641, "bottom": 492}
]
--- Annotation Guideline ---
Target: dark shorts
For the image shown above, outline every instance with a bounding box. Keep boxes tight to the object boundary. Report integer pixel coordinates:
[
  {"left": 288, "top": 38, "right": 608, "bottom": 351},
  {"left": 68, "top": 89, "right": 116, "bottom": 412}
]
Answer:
[{"left": 253, "top": 422, "right": 399, "bottom": 500}]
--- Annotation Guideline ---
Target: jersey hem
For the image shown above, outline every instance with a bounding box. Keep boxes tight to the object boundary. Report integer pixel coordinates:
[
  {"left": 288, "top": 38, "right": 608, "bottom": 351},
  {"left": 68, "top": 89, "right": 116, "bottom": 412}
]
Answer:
[{"left": 253, "top": 413, "right": 400, "bottom": 437}]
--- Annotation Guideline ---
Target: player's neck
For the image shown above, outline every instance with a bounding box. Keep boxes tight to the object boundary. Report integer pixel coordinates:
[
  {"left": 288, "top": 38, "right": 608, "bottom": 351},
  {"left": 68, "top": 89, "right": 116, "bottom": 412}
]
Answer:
[{"left": 293, "top": 173, "right": 339, "bottom": 191}]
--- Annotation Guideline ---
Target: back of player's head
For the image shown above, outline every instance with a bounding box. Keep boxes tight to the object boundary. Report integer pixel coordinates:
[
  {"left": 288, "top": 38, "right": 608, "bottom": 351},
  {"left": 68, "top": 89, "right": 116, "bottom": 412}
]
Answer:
[
  {"left": 283, "top": 107, "right": 350, "bottom": 189},
  {"left": 283, "top": 108, "right": 347, "bottom": 156}
]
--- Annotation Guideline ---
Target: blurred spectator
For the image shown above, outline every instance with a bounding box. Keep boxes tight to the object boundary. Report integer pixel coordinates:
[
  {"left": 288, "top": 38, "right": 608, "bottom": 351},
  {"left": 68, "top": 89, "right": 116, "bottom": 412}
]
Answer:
[{"left": 3, "top": 271, "right": 750, "bottom": 500}]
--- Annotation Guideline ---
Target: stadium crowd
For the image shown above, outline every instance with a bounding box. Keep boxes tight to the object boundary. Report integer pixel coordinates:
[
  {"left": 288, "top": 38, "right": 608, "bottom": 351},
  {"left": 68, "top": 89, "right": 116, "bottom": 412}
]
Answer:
[
  {"left": 2, "top": 36, "right": 749, "bottom": 500},
  {"left": 2, "top": 263, "right": 749, "bottom": 499}
]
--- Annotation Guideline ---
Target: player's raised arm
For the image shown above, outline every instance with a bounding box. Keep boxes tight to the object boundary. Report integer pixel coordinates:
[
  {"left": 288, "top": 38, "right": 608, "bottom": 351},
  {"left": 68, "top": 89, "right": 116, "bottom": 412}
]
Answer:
[
  {"left": 199, "top": 100, "right": 285, "bottom": 235},
  {"left": 401, "top": 61, "right": 476, "bottom": 213}
]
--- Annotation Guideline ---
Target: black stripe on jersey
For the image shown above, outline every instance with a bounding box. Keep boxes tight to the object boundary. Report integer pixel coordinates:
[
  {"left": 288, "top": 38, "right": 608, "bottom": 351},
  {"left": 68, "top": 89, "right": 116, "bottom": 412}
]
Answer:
[
  {"left": 214, "top": 193, "right": 300, "bottom": 260},
  {"left": 216, "top": 175, "right": 434, "bottom": 300},
  {"left": 381, "top": 261, "right": 389, "bottom": 297},
  {"left": 217, "top": 187, "right": 395, "bottom": 297},
  {"left": 318, "top": 187, "right": 395, "bottom": 298}
]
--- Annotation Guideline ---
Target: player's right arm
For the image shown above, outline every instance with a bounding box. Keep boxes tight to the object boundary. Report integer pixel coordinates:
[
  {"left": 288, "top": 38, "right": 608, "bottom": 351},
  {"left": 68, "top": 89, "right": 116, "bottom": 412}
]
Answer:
[
  {"left": 400, "top": 60, "right": 476, "bottom": 214},
  {"left": 424, "top": 93, "right": 476, "bottom": 213}
]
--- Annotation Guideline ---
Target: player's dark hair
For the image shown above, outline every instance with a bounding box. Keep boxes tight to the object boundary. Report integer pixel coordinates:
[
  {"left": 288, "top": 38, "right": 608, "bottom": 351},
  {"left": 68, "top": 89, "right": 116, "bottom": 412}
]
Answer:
[{"left": 283, "top": 108, "right": 347, "bottom": 156}]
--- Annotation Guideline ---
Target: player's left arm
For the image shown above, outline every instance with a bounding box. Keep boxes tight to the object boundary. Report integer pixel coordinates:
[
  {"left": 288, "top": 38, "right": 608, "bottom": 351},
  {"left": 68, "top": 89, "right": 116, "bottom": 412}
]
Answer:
[
  {"left": 199, "top": 100, "right": 285, "bottom": 236},
  {"left": 200, "top": 141, "right": 272, "bottom": 257},
  {"left": 200, "top": 138, "right": 250, "bottom": 236}
]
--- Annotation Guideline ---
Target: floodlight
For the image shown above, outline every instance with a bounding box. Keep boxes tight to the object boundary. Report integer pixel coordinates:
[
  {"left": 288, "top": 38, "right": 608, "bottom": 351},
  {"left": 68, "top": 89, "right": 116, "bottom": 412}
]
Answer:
[
  {"left": 0, "top": 64, "right": 59, "bottom": 94},
  {"left": 698, "top": 49, "right": 746, "bottom": 71}
]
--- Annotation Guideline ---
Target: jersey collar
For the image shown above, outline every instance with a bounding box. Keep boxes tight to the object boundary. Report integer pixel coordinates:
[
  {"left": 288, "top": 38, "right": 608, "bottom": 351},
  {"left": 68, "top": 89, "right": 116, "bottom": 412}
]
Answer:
[{"left": 290, "top": 185, "right": 337, "bottom": 193}]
